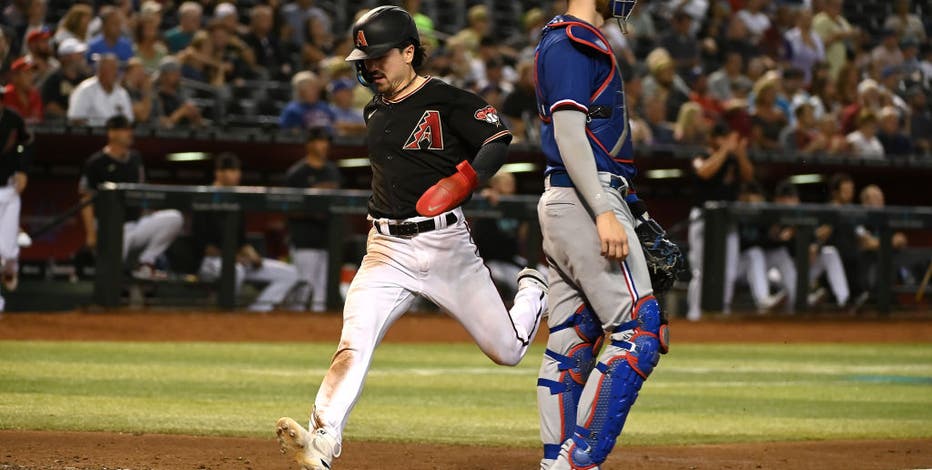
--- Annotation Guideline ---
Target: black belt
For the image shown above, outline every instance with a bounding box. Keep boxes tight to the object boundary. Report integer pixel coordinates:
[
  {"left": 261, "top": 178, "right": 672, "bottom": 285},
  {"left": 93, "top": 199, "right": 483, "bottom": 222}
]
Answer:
[{"left": 374, "top": 212, "right": 458, "bottom": 237}]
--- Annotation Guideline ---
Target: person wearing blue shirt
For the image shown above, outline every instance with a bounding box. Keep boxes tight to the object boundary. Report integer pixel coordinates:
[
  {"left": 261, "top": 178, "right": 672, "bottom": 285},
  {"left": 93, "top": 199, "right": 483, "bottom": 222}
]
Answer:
[
  {"left": 86, "top": 7, "right": 134, "bottom": 63},
  {"left": 279, "top": 71, "right": 335, "bottom": 131}
]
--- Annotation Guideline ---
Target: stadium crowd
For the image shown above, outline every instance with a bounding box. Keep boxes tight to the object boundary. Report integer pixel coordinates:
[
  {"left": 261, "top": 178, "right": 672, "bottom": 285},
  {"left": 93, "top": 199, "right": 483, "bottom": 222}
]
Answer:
[
  {"left": 0, "top": 0, "right": 930, "bottom": 314},
  {"left": 0, "top": 0, "right": 928, "bottom": 155}
]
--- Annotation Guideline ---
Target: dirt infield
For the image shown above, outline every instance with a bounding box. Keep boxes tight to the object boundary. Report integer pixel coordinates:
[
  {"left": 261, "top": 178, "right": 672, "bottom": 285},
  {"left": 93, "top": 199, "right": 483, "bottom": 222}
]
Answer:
[
  {"left": 1, "top": 311, "right": 931, "bottom": 469},
  {"left": 2, "top": 310, "right": 932, "bottom": 343}
]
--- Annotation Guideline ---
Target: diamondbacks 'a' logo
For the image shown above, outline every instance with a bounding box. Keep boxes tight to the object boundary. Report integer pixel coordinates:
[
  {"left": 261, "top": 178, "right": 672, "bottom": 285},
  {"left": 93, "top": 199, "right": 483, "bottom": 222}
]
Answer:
[
  {"left": 356, "top": 30, "right": 368, "bottom": 48},
  {"left": 474, "top": 105, "right": 501, "bottom": 127},
  {"left": 403, "top": 110, "right": 444, "bottom": 150}
]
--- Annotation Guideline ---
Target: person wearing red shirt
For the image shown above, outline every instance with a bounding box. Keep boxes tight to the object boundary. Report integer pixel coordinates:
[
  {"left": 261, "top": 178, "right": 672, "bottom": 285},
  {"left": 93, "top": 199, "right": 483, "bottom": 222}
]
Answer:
[{"left": 2, "top": 57, "right": 43, "bottom": 124}]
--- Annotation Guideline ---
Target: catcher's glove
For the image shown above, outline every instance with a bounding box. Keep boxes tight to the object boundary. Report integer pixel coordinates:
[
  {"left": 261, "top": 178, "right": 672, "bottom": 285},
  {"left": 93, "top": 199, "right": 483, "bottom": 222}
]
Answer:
[{"left": 634, "top": 218, "right": 685, "bottom": 293}]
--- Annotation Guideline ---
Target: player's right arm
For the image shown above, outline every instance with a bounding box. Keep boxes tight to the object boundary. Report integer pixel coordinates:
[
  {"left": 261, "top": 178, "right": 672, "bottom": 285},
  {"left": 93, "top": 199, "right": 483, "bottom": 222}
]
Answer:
[{"left": 541, "top": 40, "right": 628, "bottom": 261}]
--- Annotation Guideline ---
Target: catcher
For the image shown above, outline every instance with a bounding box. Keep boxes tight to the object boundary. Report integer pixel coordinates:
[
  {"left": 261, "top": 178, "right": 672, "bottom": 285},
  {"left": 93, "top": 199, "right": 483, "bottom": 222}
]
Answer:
[{"left": 533, "top": 0, "right": 683, "bottom": 468}]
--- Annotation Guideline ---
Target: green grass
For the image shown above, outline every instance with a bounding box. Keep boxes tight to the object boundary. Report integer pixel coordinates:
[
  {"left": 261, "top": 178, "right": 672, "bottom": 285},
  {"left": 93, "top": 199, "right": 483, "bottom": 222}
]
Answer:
[{"left": 1, "top": 341, "right": 931, "bottom": 447}]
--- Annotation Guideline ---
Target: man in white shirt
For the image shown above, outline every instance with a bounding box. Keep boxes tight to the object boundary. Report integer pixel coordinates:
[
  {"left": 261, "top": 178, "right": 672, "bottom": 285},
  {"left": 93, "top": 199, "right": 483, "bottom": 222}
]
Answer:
[
  {"left": 846, "top": 111, "right": 885, "bottom": 159},
  {"left": 67, "top": 54, "right": 133, "bottom": 126}
]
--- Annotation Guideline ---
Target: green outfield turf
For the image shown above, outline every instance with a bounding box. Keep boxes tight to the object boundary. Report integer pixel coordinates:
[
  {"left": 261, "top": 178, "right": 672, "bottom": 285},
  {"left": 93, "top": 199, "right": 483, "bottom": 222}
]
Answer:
[{"left": 1, "top": 341, "right": 930, "bottom": 447}]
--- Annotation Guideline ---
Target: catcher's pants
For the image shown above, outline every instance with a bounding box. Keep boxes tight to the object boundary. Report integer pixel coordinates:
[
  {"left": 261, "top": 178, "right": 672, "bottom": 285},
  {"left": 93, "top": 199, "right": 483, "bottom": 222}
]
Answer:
[
  {"left": 311, "top": 207, "right": 545, "bottom": 443},
  {"left": 537, "top": 174, "right": 654, "bottom": 469},
  {"left": 122, "top": 210, "right": 184, "bottom": 265},
  {"left": 291, "top": 247, "right": 328, "bottom": 312},
  {"left": 198, "top": 256, "right": 302, "bottom": 311},
  {"left": 686, "top": 207, "right": 739, "bottom": 320}
]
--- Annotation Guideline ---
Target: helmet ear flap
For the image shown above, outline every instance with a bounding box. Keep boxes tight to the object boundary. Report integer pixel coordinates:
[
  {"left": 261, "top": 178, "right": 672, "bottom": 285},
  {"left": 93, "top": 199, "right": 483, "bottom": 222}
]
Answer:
[{"left": 355, "top": 61, "right": 375, "bottom": 88}]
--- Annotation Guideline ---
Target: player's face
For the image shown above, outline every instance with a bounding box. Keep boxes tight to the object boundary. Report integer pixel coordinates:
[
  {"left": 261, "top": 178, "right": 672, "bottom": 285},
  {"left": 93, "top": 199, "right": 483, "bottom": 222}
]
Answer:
[
  {"left": 215, "top": 168, "right": 242, "bottom": 187},
  {"left": 107, "top": 128, "right": 133, "bottom": 148},
  {"left": 363, "top": 46, "right": 414, "bottom": 93},
  {"left": 307, "top": 138, "right": 330, "bottom": 158}
]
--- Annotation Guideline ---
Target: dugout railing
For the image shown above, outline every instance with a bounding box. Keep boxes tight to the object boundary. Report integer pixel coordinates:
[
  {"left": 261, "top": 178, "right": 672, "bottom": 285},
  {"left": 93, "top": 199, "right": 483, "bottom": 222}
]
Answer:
[
  {"left": 92, "top": 183, "right": 542, "bottom": 309},
  {"left": 700, "top": 202, "right": 932, "bottom": 314}
]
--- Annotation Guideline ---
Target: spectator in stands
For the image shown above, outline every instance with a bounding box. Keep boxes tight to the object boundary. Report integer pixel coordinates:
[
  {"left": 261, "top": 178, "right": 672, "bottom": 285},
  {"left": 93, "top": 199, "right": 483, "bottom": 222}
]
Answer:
[
  {"left": 906, "top": 86, "right": 931, "bottom": 156},
  {"left": 643, "top": 48, "right": 691, "bottom": 122},
  {"left": 280, "top": 71, "right": 334, "bottom": 131},
  {"left": 133, "top": 11, "right": 167, "bottom": 75},
  {"left": 242, "top": 5, "right": 290, "bottom": 80},
  {"left": 285, "top": 128, "right": 342, "bottom": 312},
  {"left": 300, "top": 10, "right": 336, "bottom": 70},
  {"left": 877, "top": 106, "right": 913, "bottom": 157},
  {"left": 660, "top": 10, "right": 700, "bottom": 77},
  {"left": 178, "top": 30, "right": 227, "bottom": 87},
  {"left": 153, "top": 56, "right": 202, "bottom": 129},
  {"left": 281, "top": 0, "right": 329, "bottom": 48},
  {"left": 735, "top": 0, "right": 771, "bottom": 47},
  {"left": 79, "top": 115, "right": 183, "bottom": 280},
  {"left": 511, "top": 7, "right": 545, "bottom": 61},
  {"left": 405, "top": 0, "right": 439, "bottom": 49},
  {"left": 643, "top": 93, "right": 676, "bottom": 145},
  {"left": 708, "top": 51, "right": 752, "bottom": 102},
  {"left": 883, "top": 0, "right": 926, "bottom": 44},
  {"left": 846, "top": 110, "right": 885, "bottom": 159},
  {"left": 193, "top": 152, "right": 302, "bottom": 312},
  {"left": 23, "top": 29, "right": 56, "bottom": 86},
  {"left": 40, "top": 38, "right": 87, "bottom": 120},
  {"left": 807, "top": 65, "right": 836, "bottom": 118},
  {"left": 122, "top": 58, "right": 153, "bottom": 124},
  {"left": 780, "top": 102, "right": 829, "bottom": 155},
  {"left": 213, "top": 3, "right": 244, "bottom": 36},
  {"left": 816, "top": 113, "right": 850, "bottom": 155},
  {"left": 68, "top": 54, "right": 133, "bottom": 127},
  {"left": 784, "top": 7, "right": 824, "bottom": 86},
  {"left": 899, "top": 38, "right": 923, "bottom": 86},
  {"left": 0, "top": 29, "right": 11, "bottom": 82},
  {"left": 625, "top": 0, "right": 657, "bottom": 58},
  {"left": 687, "top": 124, "right": 755, "bottom": 321},
  {"left": 165, "top": 2, "right": 203, "bottom": 53},
  {"left": 473, "top": 170, "right": 529, "bottom": 298},
  {"left": 673, "top": 102, "right": 710, "bottom": 146},
  {"left": 501, "top": 60, "right": 539, "bottom": 144},
  {"left": 86, "top": 6, "right": 133, "bottom": 64},
  {"left": 749, "top": 73, "right": 787, "bottom": 151},
  {"left": 3, "top": 57, "right": 42, "bottom": 124},
  {"left": 449, "top": 5, "right": 490, "bottom": 55},
  {"left": 780, "top": 68, "right": 808, "bottom": 122},
  {"left": 870, "top": 29, "right": 904, "bottom": 74},
  {"left": 813, "top": 0, "right": 857, "bottom": 80},
  {"left": 53, "top": 4, "right": 92, "bottom": 47},
  {"left": 16, "top": 0, "right": 50, "bottom": 53},
  {"left": 328, "top": 78, "right": 365, "bottom": 137},
  {"left": 207, "top": 20, "right": 256, "bottom": 83}
]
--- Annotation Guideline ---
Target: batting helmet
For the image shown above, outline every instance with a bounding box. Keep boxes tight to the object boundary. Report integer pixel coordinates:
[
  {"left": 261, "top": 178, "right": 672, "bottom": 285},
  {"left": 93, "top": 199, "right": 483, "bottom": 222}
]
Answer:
[{"left": 345, "top": 6, "right": 420, "bottom": 62}]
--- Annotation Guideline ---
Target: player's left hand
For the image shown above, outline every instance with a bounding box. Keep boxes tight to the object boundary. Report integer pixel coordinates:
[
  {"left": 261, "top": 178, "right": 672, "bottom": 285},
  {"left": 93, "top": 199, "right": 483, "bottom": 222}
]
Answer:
[
  {"left": 416, "top": 160, "right": 478, "bottom": 217},
  {"left": 13, "top": 172, "right": 27, "bottom": 194}
]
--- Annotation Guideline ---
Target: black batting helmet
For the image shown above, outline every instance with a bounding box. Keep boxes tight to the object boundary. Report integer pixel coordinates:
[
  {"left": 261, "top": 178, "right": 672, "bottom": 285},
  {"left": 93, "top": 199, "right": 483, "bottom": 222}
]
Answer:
[{"left": 345, "top": 6, "right": 420, "bottom": 62}]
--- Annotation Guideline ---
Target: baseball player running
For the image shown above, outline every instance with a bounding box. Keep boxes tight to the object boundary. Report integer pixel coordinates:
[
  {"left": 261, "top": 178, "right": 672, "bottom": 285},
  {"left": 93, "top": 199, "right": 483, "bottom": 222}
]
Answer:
[
  {"left": 534, "top": 1, "right": 672, "bottom": 468},
  {"left": 276, "top": 7, "right": 547, "bottom": 469}
]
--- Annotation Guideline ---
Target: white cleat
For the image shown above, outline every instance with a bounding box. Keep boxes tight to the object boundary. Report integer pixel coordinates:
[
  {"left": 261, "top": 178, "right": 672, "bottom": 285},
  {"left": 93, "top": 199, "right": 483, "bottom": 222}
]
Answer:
[
  {"left": 517, "top": 267, "right": 548, "bottom": 294},
  {"left": 276, "top": 417, "right": 341, "bottom": 470}
]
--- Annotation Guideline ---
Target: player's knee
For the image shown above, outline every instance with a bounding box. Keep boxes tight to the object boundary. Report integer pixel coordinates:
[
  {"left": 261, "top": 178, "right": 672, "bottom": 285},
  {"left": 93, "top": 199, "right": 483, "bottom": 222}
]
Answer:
[
  {"left": 611, "top": 296, "right": 667, "bottom": 378},
  {"left": 161, "top": 209, "right": 184, "bottom": 232},
  {"left": 490, "top": 348, "right": 522, "bottom": 367}
]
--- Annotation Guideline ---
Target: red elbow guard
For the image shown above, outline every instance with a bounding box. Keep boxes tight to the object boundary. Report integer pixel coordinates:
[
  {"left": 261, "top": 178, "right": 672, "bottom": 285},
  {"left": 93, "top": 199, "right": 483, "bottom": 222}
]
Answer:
[{"left": 416, "top": 161, "right": 478, "bottom": 217}]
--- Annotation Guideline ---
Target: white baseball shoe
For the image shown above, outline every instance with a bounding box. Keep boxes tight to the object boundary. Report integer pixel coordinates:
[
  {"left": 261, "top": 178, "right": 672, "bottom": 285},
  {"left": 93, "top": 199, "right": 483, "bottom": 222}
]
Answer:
[
  {"left": 276, "top": 417, "right": 341, "bottom": 470},
  {"left": 517, "top": 267, "right": 548, "bottom": 294}
]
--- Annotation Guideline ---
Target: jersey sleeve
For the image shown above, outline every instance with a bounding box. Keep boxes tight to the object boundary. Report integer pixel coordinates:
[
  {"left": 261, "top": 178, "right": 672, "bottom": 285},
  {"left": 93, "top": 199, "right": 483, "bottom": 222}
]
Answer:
[
  {"left": 537, "top": 38, "right": 599, "bottom": 114},
  {"left": 448, "top": 88, "right": 512, "bottom": 153}
]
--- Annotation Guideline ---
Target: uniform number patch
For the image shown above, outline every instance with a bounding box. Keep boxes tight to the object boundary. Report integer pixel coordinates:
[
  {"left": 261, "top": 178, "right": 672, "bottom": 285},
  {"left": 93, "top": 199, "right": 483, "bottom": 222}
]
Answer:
[
  {"left": 474, "top": 105, "right": 501, "bottom": 127},
  {"left": 403, "top": 110, "right": 445, "bottom": 150}
]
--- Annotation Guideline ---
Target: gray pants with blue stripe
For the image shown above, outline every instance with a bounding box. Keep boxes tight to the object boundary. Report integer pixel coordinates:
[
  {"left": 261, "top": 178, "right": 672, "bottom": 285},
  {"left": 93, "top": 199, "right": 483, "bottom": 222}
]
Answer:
[{"left": 536, "top": 173, "right": 654, "bottom": 469}]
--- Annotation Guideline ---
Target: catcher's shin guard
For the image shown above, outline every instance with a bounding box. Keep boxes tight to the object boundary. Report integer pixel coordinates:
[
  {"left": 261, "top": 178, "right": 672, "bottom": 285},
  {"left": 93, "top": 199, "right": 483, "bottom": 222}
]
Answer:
[
  {"left": 538, "top": 305, "right": 605, "bottom": 464},
  {"left": 563, "top": 296, "right": 667, "bottom": 468}
]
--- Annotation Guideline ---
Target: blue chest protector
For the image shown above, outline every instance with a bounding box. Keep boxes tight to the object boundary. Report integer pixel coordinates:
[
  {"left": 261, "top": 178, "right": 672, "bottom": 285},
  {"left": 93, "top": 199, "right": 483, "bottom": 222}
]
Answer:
[{"left": 534, "top": 16, "right": 636, "bottom": 182}]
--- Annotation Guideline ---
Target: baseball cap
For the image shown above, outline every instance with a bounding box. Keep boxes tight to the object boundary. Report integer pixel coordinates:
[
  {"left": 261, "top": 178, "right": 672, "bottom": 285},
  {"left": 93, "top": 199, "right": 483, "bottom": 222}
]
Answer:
[
  {"left": 215, "top": 152, "right": 242, "bottom": 170},
  {"left": 328, "top": 78, "right": 356, "bottom": 94},
  {"left": 57, "top": 38, "right": 88, "bottom": 56},
  {"left": 26, "top": 29, "right": 51, "bottom": 43},
  {"left": 106, "top": 115, "right": 133, "bottom": 130},
  {"left": 10, "top": 57, "right": 36, "bottom": 72},
  {"left": 306, "top": 127, "right": 333, "bottom": 142}
]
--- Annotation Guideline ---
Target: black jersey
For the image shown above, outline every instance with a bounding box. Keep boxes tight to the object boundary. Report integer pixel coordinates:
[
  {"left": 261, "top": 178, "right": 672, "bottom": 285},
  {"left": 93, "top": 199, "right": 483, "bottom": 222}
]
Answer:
[
  {"left": 363, "top": 77, "right": 511, "bottom": 219},
  {"left": 285, "top": 159, "right": 342, "bottom": 249},
  {"left": 79, "top": 149, "right": 145, "bottom": 221},
  {"left": 691, "top": 152, "right": 740, "bottom": 208},
  {"left": 0, "top": 107, "right": 30, "bottom": 183}
]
